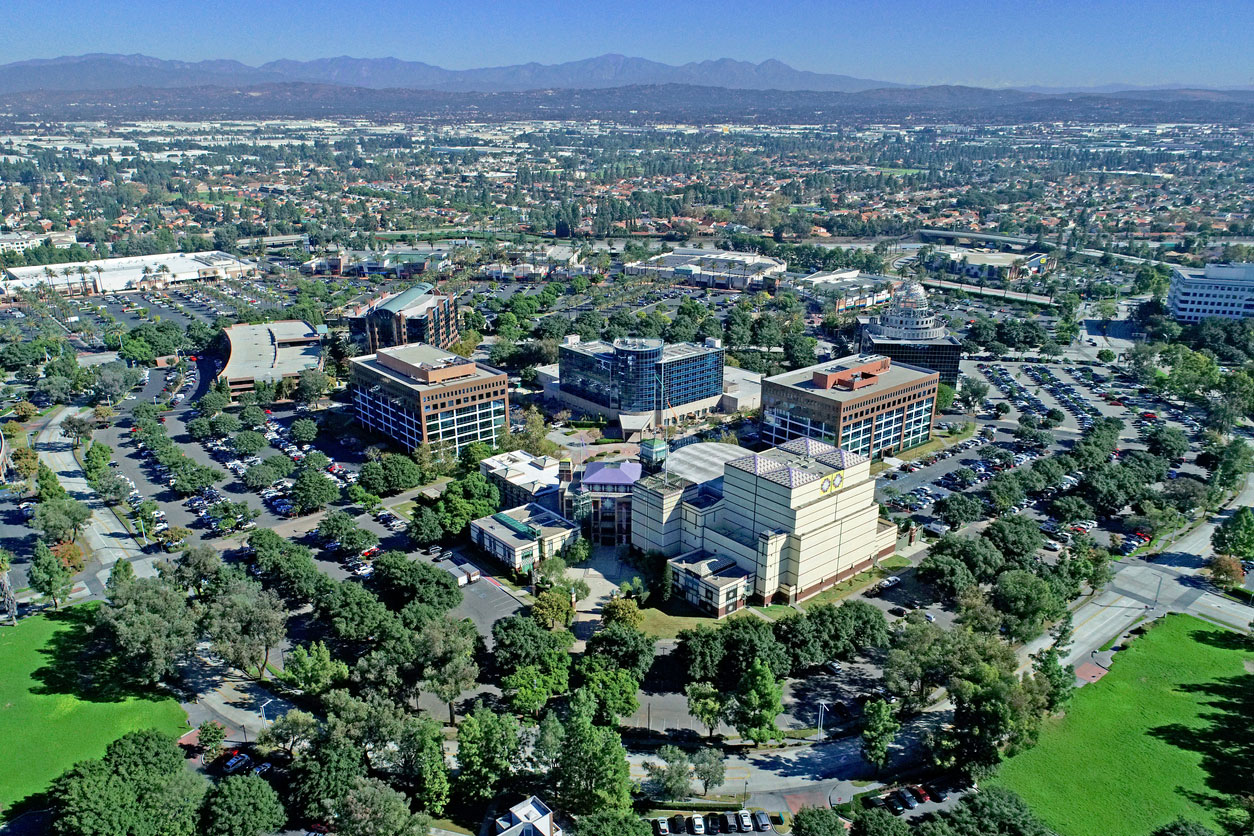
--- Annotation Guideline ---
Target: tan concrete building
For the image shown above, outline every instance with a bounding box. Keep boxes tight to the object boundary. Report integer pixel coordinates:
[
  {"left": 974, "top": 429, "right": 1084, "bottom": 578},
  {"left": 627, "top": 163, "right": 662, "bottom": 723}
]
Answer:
[
  {"left": 218, "top": 320, "right": 323, "bottom": 396},
  {"left": 762, "top": 353, "right": 938, "bottom": 458},
  {"left": 632, "top": 437, "right": 897, "bottom": 614},
  {"left": 349, "top": 344, "right": 508, "bottom": 453}
]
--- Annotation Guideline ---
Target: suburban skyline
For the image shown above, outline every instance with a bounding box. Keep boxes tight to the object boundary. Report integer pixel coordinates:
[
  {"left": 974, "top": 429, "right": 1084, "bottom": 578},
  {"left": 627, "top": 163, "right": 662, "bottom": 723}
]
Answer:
[{"left": 2, "top": 0, "right": 1252, "bottom": 89}]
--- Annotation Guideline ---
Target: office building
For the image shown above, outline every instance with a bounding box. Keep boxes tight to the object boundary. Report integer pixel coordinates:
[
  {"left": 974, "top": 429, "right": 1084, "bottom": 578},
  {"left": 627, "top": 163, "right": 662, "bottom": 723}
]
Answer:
[
  {"left": 559, "top": 459, "right": 642, "bottom": 546},
  {"left": 218, "top": 321, "right": 324, "bottom": 396},
  {"left": 859, "top": 282, "right": 962, "bottom": 385},
  {"left": 549, "top": 336, "right": 725, "bottom": 439},
  {"left": 2, "top": 251, "right": 253, "bottom": 297},
  {"left": 632, "top": 437, "right": 897, "bottom": 614},
  {"left": 346, "top": 284, "right": 459, "bottom": 352},
  {"left": 349, "top": 344, "right": 508, "bottom": 453},
  {"left": 761, "top": 354, "right": 938, "bottom": 458},
  {"left": 469, "top": 504, "right": 580, "bottom": 574},
  {"left": 1168, "top": 263, "right": 1254, "bottom": 322},
  {"left": 479, "top": 449, "right": 562, "bottom": 513},
  {"left": 925, "top": 246, "right": 1050, "bottom": 280}
]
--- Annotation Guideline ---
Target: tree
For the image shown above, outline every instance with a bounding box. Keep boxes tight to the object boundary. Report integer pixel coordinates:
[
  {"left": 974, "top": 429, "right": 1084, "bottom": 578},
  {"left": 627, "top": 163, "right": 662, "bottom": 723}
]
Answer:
[
  {"left": 289, "top": 732, "right": 367, "bottom": 820},
  {"left": 329, "top": 777, "right": 430, "bottom": 836},
  {"left": 48, "top": 729, "right": 204, "bottom": 836},
  {"left": 645, "top": 745, "right": 692, "bottom": 800},
  {"left": 601, "top": 595, "right": 644, "bottom": 630},
  {"left": 729, "top": 658, "right": 782, "bottom": 744},
  {"left": 455, "top": 702, "right": 520, "bottom": 801},
  {"left": 958, "top": 378, "right": 990, "bottom": 410},
  {"left": 554, "top": 692, "right": 633, "bottom": 814},
  {"left": 992, "top": 570, "right": 1059, "bottom": 642},
  {"left": 244, "top": 464, "right": 278, "bottom": 491},
  {"left": 1207, "top": 554, "right": 1245, "bottom": 591},
  {"left": 257, "top": 708, "right": 319, "bottom": 758},
  {"left": 1096, "top": 348, "right": 1116, "bottom": 363},
  {"left": 850, "top": 808, "right": 909, "bottom": 836},
  {"left": 98, "top": 576, "right": 199, "bottom": 682},
  {"left": 794, "top": 807, "right": 858, "bottom": 836},
  {"left": 783, "top": 332, "right": 817, "bottom": 368},
  {"left": 200, "top": 774, "right": 286, "bottom": 836},
  {"left": 1052, "top": 495, "right": 1095, "bottom": 524},
  {"left": 1150, "top": 818, "right": 1222, "bottom": 836},
  {"left": 281, "top": 640, "right": 348, "bottom": 696},
  {"left": 579, "top": 663, "right": 640, "bottom": 724},
  {"left": 197, "top": 720, "right": 226, "bottom": 758},
  {"left": 239, "top": 404, "right": 267, "bottom": 429},
  {"left": 532, "top": 588, "right": 574, "bottom": 628},
  {"left": 29, "top": 539, "right": 72, "bottom": 609},
  {"left": 210, "top": 413, "right": 242, "bottom": 438},
  {"left": 1213, "top": 506, "right": 1254, "bottom": 560},
  {"left": 185, "top": 416, "right": 213, "bottom": 440},
  {"left": 233, "top": 430, "right": 267, "bottom": 458},
  {"left": 860, "top": 699, "right": 899, "bottom": 773},
  {"left": 290, "top": 417, "right": 319, "bottom": 444},
  {"left": 205, "top": 578, "right": 288, "bottom": 678},
  {"left": 685, "top": 681, "right": 726, "bottom": 738},
  {"left": 291, "top": 466, "right": 340, "bottom": 512},
  {"left": 934, "top": 493, "right": 983, "bottom": 530},
  {"left": 983, "top": 515, "right": 1045, "bottom": 563},
  {"left": 586, "top": 622, "right": 654, "bottom": 681},
  {"left": 573, "top": 810, "right": 651, "bottom": 836},
  {"left": 917, "top": 553, "right": 976, "bottom": 600},
  {"left": 690, "top": 748, "right": 725, "bottom": 795},
  {"left": 421, "top": 616, "right": 480, "bottom": 726},
  {"left": 935, "top": 383, "right": 956, "bottom": 411},
  {"left": 34, "top": 497, "right": 92, "bottom": 543},
  {"left": 294, "top": 368, "right": 331, "bottom": 404},
  {"left": 410, "top": 506, "right": 445, "bottom": 547},
  {"left": 12, "top": 399, "right": 37, "bottom": 421}
]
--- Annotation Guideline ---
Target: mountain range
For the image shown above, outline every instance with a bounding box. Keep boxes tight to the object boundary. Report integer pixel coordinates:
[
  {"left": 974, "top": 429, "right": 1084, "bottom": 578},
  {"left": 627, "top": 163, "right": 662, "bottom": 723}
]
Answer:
[{"left": 0, "top": 53, "right": 907, "bottom": 94}]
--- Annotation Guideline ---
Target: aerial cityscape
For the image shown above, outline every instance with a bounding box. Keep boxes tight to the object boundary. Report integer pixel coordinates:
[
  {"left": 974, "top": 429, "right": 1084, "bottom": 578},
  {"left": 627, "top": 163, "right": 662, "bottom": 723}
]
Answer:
[{"left": 0, "top": 3, "right": 1253, "bottom": 836}]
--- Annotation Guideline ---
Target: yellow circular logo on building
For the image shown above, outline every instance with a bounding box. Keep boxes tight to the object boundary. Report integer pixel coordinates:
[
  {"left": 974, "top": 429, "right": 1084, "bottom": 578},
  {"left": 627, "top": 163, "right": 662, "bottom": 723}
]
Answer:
[{"left": 820, "top": 474, "right": 843, "bottom": 494}]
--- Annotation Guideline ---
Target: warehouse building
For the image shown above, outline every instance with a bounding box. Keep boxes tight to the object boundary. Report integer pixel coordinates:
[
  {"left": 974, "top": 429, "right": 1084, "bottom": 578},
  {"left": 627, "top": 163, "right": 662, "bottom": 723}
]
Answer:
[
  {"left": 2, "top": 251, "right": 254, "bottom": 297},
  {"left": 218, "top": 320, "right": 324, "bottom": 396}
]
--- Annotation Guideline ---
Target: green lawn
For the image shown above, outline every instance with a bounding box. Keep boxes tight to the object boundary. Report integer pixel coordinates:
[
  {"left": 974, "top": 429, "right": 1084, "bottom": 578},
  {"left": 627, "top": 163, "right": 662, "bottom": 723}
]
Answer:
[
  {"left": 0, "top": 607, "right": 187, "bottom": 817},
  {"left": 990, "top": 615, "right": 1253, "bottom": 836},
  {"left": 637, "top": 598, "right": 755, "bottom": 639}
]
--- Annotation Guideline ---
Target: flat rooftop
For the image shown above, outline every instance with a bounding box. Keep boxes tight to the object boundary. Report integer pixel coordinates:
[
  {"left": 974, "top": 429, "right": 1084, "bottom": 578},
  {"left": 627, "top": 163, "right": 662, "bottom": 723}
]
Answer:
[
  {"left": 765, "top": 354, "right": 936, "bottom": 404},
  {"left": 221, "top": 320, "right": 321, "bottom": 383},
  {"left": 350, "top": 343, "right": 502, "bottom": 392},
  {"left": 666, "top": 441, "right": 754, "bottom": 485},
  {"left": 474, "top": 504, "right": 577, "bottom": 549},
  {"left": 726, "top": 437, "right": 867, "bottom": 489}
]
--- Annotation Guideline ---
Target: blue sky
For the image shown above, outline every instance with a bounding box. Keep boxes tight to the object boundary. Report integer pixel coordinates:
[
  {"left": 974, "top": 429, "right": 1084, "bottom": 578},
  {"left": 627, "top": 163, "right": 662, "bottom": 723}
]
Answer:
[{"left": 5, "top": 0, "right": 1253, "bottom": 88}]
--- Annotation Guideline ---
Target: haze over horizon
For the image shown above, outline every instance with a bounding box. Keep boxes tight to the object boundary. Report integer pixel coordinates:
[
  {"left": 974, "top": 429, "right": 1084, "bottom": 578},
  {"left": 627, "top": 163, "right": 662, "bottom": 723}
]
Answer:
[{"left": 2, "top": 0, "right": 1251, "bottom": 90}]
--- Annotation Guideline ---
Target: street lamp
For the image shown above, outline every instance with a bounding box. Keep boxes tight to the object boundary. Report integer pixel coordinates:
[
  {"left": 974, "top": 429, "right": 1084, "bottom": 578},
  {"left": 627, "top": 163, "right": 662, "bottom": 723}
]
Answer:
[
  {"left": 260, "top": 698, "right": 274, "bottom": 726},
  {"left": 816, "top": 700, "right": 830, "bottom": 742}
]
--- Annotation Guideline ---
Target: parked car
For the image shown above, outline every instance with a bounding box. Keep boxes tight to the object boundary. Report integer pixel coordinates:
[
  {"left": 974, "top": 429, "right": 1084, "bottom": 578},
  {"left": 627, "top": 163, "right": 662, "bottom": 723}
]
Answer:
[
  {"left": 736, "top": 810, "right": 753, "bottom": 831},
  {"left": 752, "top": 810, "right": 770, "bottom": 831},
  {"left": 653, "top": 819, "right": 670, "bottom": 836}
]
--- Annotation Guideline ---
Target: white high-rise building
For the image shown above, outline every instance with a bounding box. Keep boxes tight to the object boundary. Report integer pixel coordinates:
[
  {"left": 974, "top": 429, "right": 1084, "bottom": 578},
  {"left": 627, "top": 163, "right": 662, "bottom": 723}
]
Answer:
[{"left": 1168, "top": 263, "right": 1254, "bottom": 322}]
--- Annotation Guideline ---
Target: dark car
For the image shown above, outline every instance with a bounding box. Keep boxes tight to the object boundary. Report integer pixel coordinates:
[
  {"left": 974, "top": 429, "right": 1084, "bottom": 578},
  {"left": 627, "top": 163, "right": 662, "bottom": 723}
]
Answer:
[
  {"left": 705, "top": 813, "right": 722, "bottom": 833},
  {"left": 863, "top": 795, "right": 887, "bottom": 811},
  {"left": 889, "top": 606, "right": 908, "bottom": 617},
  {"left": 884, "top": 794, "right": 906, "bottom": 815},
  {"left": 721, "top": 813, "right": 740, "bottom": 833},
  {"left": 670, "top": 815, "right": 687, "bottom": 835},
  {"left": 896, "top": 788, "right": 918, "bottom": 810},
  {"left": 752, "top": 810, "right": 771, "bottom": 831},
  {"left": 923, "top": 781, "right": 950, "bottom": 802}
]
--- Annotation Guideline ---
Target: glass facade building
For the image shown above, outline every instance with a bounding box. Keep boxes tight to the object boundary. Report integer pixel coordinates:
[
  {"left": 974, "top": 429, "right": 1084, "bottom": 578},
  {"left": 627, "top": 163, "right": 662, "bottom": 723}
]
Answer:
[{"left": 558, "top": 337, "right": 724, "bottom": 418}]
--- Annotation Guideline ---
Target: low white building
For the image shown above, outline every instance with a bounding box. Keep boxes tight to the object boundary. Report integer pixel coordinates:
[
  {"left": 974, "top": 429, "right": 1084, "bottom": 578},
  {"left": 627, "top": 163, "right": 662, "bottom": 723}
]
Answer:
[
  {"left": 1168, "top": 262, "right": 1254, "bottom": 322},
  {"left": 625, "top": 247, "right": 786, "bottom": 290},
  {"left": 1, "top": 251, "right": 254, "bottom": 296}
]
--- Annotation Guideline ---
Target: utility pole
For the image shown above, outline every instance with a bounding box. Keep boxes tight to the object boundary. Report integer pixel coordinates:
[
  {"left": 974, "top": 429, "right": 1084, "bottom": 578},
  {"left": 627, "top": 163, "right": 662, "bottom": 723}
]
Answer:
[{"left": 816, "top": 700, "right": 830, "bottom": 742}]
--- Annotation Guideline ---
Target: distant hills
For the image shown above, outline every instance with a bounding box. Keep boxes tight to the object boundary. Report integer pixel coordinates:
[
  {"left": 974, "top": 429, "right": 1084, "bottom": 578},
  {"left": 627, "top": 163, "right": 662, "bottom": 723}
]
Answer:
[
  {"left": 0, "top": 53, "right": 906, "bottom": 94},
  {"left": 0, "top": 53, "right": 1250, "bottom": 124}
]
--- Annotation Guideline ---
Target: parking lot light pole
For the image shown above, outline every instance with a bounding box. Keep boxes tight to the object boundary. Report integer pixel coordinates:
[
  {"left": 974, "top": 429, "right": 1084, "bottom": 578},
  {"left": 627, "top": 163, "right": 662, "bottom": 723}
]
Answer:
[{"left": 816, "top": 700, "right": 829, "bottom": 742}]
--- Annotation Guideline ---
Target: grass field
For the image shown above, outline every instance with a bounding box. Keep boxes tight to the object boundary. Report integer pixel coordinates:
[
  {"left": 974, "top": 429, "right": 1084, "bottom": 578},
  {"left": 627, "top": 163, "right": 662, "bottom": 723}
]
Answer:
[
  {"left": 990, "top": 615, "right": 1253, "bottom": 836},
  {"left": 637, "top": 598, "right": 755, "bottom": 638},
  {"left": 0, "top": 606, "right": 187, "bottom": 817}
]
